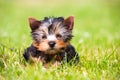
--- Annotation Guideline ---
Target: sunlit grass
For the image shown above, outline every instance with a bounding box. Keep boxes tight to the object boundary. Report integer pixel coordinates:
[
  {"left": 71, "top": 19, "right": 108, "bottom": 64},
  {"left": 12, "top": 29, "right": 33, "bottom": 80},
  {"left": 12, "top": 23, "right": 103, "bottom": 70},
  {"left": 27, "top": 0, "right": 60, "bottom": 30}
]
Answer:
[{"left": 0, "top": 0, "right": 120, "bottom": 80}]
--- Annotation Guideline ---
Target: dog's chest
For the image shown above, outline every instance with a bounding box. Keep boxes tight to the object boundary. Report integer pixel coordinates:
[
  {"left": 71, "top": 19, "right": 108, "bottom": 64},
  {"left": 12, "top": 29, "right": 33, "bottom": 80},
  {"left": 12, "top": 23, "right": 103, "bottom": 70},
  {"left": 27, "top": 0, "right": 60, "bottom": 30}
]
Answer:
[{"left": 33, "top": 51, "right": 65, "bottom": 63}]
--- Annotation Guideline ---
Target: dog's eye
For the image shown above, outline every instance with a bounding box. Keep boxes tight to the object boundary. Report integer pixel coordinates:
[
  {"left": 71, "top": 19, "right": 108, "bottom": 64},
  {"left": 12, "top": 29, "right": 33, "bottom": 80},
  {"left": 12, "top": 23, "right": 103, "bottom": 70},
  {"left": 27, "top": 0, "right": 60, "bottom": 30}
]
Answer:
[
  {"left": 56, "top": 34, "right": 62, "bottom": 39},
  {"left": 42, "top": 35, "right": 47, "bottom": 39}
]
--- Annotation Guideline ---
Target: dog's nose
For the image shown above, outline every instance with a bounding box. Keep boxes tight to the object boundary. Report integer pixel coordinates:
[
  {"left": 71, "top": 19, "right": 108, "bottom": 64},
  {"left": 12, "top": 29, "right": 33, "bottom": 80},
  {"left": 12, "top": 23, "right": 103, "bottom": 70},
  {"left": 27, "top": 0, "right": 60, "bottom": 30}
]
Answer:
[{"left": 48, "top": 41, "right": 56, "bottom": 48}]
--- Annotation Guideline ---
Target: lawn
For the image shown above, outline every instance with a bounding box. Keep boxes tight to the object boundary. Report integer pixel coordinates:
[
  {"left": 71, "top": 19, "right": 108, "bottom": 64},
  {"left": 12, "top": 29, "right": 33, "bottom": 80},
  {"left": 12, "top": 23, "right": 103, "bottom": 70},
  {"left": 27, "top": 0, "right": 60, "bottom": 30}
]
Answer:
[{"left": 0, "top": 0, "right": 120, "bottom": 80}]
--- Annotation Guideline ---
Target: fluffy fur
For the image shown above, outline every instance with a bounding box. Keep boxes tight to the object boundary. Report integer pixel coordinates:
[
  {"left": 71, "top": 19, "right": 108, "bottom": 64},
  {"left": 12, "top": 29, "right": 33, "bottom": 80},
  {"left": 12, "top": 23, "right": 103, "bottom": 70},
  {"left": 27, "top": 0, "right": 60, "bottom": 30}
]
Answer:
[{"left": 23, "top": 16, "right": 79, "bottom": 67}]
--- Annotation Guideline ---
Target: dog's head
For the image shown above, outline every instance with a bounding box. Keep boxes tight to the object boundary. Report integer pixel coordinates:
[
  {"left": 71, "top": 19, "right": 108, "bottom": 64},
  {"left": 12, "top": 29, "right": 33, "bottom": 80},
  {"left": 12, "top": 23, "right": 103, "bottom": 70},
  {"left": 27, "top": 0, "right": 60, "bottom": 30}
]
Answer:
[{"left": 28, "top": 16, "right": 74, "bottom": 54}]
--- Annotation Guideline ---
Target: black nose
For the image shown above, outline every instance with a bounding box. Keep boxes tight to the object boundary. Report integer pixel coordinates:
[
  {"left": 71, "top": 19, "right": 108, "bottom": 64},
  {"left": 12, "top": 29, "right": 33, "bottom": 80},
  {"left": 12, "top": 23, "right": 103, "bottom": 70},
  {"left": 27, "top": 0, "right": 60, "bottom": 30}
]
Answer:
[{"left": 48, "top": 41, "right": 56, "bottom": 48}]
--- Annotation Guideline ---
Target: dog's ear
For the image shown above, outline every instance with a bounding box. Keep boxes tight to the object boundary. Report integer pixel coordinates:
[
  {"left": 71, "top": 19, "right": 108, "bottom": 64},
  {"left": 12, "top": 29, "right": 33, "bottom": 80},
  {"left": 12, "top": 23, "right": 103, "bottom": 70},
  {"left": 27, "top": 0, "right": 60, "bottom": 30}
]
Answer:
[
  {"left": 64, "top": 16, "right": 74, "bottom": 30},
  {"left": 28, "top": 17, "right": 41, "bottom": 31}
]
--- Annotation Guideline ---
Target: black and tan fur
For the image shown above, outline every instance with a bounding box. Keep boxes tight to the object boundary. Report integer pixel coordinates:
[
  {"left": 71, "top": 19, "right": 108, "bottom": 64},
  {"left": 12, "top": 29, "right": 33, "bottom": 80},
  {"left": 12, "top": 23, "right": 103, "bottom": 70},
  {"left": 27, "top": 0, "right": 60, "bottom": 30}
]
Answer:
[{"left": 23, "top": 16, "right": 79, "bottom": 67}]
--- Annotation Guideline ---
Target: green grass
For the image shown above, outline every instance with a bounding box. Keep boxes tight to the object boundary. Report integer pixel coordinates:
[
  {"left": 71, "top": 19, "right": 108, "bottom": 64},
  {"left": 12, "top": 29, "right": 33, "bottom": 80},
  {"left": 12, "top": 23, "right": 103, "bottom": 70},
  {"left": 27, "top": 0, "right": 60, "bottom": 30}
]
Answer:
[{"left": 0, "top": 0, "right": 120, "bottom": 80}]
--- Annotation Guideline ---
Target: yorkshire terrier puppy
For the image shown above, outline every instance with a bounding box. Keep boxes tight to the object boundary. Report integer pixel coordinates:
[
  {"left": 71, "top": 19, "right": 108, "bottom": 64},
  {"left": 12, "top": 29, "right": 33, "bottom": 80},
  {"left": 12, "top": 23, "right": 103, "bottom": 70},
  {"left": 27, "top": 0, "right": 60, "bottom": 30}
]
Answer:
[{"left": 23, "top": 16, "right": 79, "bottom": 67}]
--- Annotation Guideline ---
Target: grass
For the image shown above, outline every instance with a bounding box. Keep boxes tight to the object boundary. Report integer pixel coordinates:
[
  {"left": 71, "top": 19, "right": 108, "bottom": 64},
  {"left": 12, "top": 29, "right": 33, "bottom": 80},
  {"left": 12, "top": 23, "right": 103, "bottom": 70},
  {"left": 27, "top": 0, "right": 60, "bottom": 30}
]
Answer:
[{"left": 0, "top": 0, "right": 120, "bottom": 80}]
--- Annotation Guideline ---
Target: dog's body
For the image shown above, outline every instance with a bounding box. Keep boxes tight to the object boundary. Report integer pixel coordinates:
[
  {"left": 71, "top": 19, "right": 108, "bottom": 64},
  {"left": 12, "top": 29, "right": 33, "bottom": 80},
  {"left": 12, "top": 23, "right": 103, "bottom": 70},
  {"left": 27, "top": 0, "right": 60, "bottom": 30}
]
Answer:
[{"left": 23, "top": 16, "right": 79, "bottom": 67}]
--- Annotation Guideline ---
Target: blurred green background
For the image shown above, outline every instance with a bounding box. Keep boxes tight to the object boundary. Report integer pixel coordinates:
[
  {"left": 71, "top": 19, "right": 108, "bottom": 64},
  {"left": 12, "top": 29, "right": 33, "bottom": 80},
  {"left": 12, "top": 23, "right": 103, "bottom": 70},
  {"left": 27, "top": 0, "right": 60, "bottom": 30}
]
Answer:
[
  {"left": 0, "top": 0, "right": 120, "bottom": 48},
  {"left": 0, "top": 0, "right": 120, "bottom": 80}
]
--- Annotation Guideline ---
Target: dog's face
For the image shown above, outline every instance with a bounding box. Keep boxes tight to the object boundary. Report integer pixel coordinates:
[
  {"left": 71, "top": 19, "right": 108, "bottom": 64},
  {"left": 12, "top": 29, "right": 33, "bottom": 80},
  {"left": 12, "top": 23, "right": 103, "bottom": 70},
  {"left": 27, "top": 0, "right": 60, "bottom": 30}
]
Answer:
[{"left": 28, "top": 16, "right": 74, "bottom": 54}]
